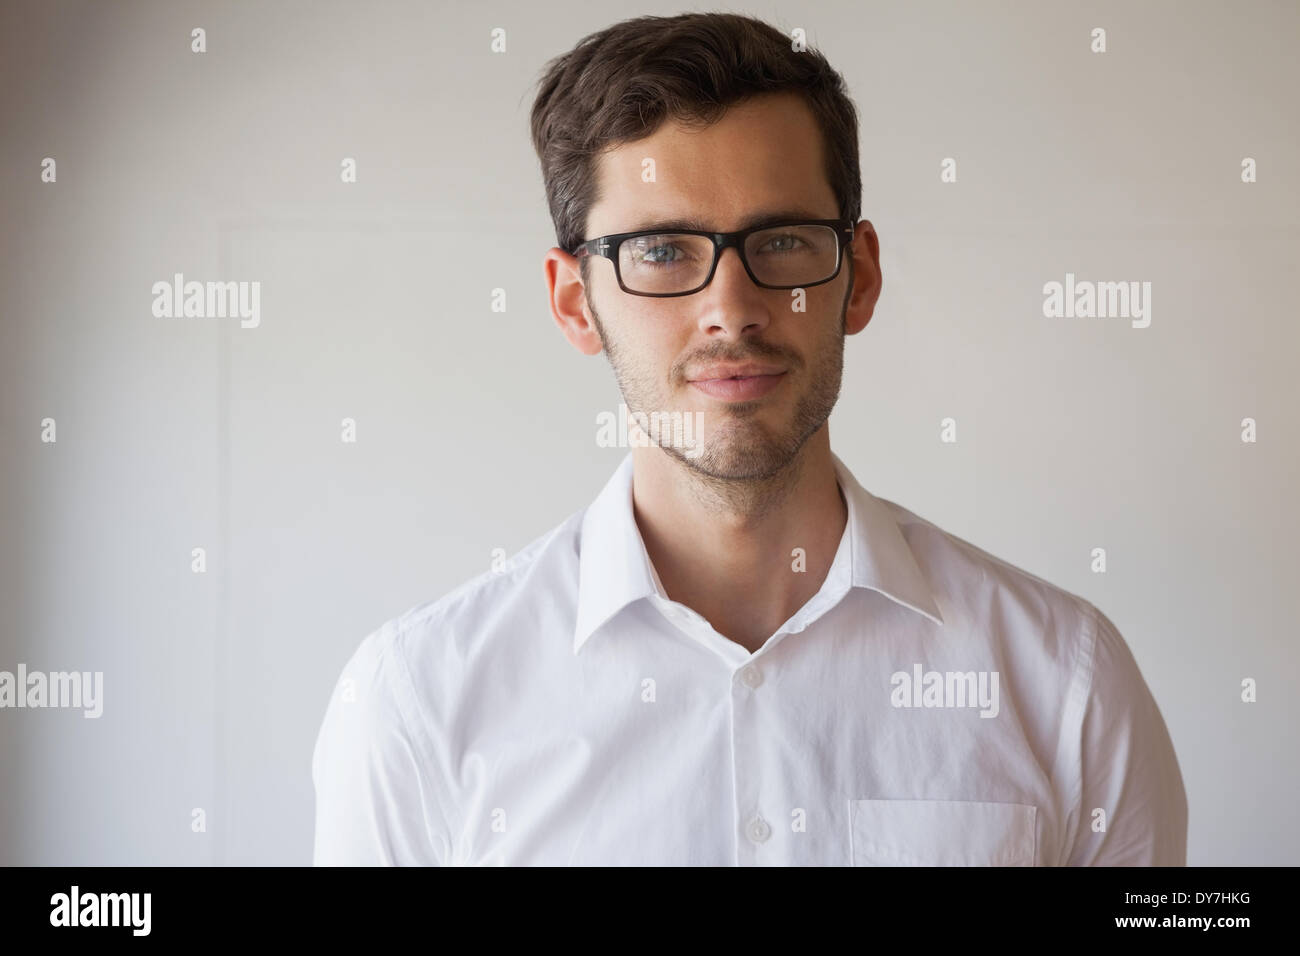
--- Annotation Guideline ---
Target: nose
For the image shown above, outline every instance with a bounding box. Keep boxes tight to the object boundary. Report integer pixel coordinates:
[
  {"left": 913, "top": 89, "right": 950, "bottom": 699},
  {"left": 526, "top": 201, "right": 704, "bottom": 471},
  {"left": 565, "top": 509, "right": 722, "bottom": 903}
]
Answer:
[{"left": 695, "top": 246, "right": 769, "bottom": 337}]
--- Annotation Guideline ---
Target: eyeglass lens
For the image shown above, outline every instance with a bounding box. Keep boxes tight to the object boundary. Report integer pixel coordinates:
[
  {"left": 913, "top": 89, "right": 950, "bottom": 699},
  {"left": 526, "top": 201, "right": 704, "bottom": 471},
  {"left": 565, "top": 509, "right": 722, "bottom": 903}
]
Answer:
[{"left": 618, "top": 224, "right": 840, "bottom": 294}]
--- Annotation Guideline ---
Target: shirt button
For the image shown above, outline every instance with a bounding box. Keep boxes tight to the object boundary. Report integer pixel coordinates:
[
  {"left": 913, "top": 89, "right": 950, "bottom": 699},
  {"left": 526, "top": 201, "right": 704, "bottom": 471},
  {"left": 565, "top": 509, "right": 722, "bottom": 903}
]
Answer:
[
  {"left": 747, "top": 816, "right": 771, "bottom": 843},
  {"left": 739, "top": 665, "right": 763, "bottom": 689}
]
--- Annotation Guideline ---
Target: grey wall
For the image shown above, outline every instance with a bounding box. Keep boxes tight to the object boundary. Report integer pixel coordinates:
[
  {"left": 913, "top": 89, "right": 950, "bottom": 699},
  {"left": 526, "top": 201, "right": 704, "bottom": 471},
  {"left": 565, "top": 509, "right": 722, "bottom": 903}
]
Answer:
[{"left": 1, "top": 0, "right": 1296, "bottom": 864}]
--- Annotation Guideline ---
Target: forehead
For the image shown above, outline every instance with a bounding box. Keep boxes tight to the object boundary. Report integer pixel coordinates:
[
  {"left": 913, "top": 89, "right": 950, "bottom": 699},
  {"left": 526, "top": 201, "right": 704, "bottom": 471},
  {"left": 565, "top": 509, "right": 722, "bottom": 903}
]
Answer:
[{"left": 587, "top": 92, "right": 838, "bottom": 237}]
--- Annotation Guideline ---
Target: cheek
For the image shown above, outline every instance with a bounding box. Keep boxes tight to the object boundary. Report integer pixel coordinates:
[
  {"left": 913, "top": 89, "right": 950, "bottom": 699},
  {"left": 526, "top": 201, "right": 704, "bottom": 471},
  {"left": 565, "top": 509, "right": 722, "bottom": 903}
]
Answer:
[
  {"left": 786, "top": 320, "right": 841, "bottom": 376},
  {"left": 622, "top": 316, "right": 691, "bottom": 374}
]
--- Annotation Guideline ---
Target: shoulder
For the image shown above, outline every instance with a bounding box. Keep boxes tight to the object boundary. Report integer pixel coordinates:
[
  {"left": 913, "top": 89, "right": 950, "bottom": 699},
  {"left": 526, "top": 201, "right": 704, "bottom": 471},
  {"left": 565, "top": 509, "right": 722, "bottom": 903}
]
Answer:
[
  {"left": 316, "top": 507, "right": 585, "bottom": 752},
  {"left": 877, "top": 494, "right": 1096, "bottom": 657},
  {"left": 372, "top": 506, "right": 587, "bottom": 678}
]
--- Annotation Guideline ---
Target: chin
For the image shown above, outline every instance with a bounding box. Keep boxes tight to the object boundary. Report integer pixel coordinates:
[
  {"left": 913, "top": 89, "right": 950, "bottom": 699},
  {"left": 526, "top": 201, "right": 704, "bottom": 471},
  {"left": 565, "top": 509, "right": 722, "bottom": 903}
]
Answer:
[{"left": 675, "top": 438, "right": 795, "bottom": 480}]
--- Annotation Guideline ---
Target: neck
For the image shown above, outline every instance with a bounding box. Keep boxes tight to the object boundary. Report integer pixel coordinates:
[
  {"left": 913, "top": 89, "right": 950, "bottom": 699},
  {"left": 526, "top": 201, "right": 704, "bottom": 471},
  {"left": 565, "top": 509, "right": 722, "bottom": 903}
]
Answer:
[{"left": 630, "top": 426, "right": 847, "bottom": 654}]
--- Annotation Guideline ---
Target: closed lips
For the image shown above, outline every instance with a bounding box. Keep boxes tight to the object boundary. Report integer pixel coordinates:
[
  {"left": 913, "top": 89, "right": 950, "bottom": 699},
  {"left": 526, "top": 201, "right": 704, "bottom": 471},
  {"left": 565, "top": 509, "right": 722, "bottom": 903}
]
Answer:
[{"left": 690, "top": 365, "right": 785, "bottom": 381}]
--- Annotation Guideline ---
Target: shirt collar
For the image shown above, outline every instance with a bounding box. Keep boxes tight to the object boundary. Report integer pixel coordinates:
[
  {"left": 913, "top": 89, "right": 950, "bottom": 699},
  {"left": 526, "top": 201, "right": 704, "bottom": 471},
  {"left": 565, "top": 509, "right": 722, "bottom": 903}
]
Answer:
[{"left": 573, "top": 451, "right": 945, "bottom": 654}]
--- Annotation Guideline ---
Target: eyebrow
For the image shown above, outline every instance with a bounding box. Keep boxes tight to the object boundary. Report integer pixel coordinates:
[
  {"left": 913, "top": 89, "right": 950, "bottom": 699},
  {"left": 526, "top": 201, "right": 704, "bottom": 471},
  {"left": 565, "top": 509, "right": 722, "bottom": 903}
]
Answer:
[{"left": 625, "top": 208, "right": 833, "bottom": 234}]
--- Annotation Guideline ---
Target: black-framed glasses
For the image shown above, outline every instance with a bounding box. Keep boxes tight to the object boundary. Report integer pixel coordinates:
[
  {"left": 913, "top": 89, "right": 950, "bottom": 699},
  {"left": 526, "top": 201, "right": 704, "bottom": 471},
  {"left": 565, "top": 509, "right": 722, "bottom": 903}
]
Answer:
[{"left": 571, "top": 218, "right": 854, "bottom": 297}]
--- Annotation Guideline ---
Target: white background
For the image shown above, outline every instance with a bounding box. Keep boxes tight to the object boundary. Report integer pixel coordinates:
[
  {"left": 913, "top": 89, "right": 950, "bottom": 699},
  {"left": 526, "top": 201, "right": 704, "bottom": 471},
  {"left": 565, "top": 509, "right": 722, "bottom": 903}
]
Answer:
[{"left": 1, "top": 0, "right": 1296, "bottom": 864}]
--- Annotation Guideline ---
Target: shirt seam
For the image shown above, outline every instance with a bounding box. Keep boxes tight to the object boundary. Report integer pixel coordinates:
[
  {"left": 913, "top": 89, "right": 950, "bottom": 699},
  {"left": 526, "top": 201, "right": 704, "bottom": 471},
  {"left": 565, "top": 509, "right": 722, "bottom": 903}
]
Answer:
[
  {"left": 378, "top": 621, "right": 458, "bottom": 864},
  {"left": 1059, "top": 597, "right": 1100, "bottom": 864}
]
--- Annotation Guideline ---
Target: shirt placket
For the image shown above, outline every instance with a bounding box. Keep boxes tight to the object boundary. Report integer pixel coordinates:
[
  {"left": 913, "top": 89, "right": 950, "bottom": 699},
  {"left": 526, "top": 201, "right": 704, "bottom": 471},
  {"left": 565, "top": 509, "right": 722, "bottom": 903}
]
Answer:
[
  {"left": 649, "top": 594, "right": 798, "bottom": 866},
  {"left": 731, "top": 655, "right": 770, "bottom": 865}
]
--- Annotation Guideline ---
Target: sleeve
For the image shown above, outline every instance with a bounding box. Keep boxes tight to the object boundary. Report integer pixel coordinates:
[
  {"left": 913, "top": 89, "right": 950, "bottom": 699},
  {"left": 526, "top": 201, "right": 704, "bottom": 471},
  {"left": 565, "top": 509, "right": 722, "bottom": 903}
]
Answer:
[
  {"left": 311, "top": 623, "right": 451, "bottom": 865},
  {"left": 1066, "top": 604, "right": 1188, "bottom": 865}
]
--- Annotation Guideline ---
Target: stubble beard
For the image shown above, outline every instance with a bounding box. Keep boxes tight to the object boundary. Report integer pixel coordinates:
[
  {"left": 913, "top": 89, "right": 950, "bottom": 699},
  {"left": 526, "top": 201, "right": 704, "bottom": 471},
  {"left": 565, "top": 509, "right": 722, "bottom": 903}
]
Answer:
[{"left": 588, "top": 289, "right": 850, "bottom": 514}]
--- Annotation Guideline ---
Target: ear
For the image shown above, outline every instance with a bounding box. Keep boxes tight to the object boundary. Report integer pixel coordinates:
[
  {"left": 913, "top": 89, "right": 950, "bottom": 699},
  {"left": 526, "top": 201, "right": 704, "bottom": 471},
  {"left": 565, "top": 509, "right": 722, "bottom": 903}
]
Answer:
[
  {"left": 544, "top": 248, "right": 604, "bottom": 356},
  {"left": 844, "top": 220, "right": 881, "bottom": 336}
]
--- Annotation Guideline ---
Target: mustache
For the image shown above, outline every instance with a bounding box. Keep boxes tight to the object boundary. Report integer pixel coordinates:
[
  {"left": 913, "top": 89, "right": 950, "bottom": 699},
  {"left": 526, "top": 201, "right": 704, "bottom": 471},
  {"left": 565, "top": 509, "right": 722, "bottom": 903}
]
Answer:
[{"left": 674, "top": 343, "right": 799, "bottom": 379}]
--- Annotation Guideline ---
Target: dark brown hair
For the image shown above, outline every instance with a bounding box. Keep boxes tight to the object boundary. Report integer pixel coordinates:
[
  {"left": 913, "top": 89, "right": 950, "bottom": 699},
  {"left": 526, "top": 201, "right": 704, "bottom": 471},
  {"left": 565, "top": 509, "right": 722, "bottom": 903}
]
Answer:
[{"left": 529, "top": 12, "right": 861, "bottom": 270}]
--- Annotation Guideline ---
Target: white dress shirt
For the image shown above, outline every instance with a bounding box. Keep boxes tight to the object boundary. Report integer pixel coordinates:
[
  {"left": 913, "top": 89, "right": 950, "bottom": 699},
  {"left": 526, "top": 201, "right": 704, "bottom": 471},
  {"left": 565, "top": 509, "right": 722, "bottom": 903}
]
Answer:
[{"left": 312, "top": 451, "right": 1187, "bottom": 866}]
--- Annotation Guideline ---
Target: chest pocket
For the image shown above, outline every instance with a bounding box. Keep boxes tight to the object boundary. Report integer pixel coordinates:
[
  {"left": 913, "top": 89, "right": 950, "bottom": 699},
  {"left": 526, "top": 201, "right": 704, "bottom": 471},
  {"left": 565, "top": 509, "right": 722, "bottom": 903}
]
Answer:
[{"left": 848, "top": 799, "right": 1037, "bottom": 866}]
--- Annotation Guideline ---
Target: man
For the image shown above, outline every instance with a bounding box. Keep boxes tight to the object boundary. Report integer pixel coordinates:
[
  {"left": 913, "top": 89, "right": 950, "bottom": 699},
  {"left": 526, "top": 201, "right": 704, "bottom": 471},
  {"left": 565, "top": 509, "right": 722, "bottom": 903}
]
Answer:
[{"left": 312, "top": 12, "right": 1187, "bottom": 866}]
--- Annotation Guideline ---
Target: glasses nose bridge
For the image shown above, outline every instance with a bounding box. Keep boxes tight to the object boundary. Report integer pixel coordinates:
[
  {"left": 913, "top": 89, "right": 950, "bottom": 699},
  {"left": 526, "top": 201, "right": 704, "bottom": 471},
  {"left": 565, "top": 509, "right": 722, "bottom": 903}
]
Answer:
[{"left": 710, "top": 230, "right": 750, "bottom": 273}]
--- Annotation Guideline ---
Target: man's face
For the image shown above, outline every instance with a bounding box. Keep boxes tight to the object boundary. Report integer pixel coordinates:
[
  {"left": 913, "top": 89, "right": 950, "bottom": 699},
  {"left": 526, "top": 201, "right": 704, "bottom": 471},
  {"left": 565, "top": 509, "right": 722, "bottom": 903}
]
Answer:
[{"left": 568, "top": 92, "right": 873, "bottom": 481}]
